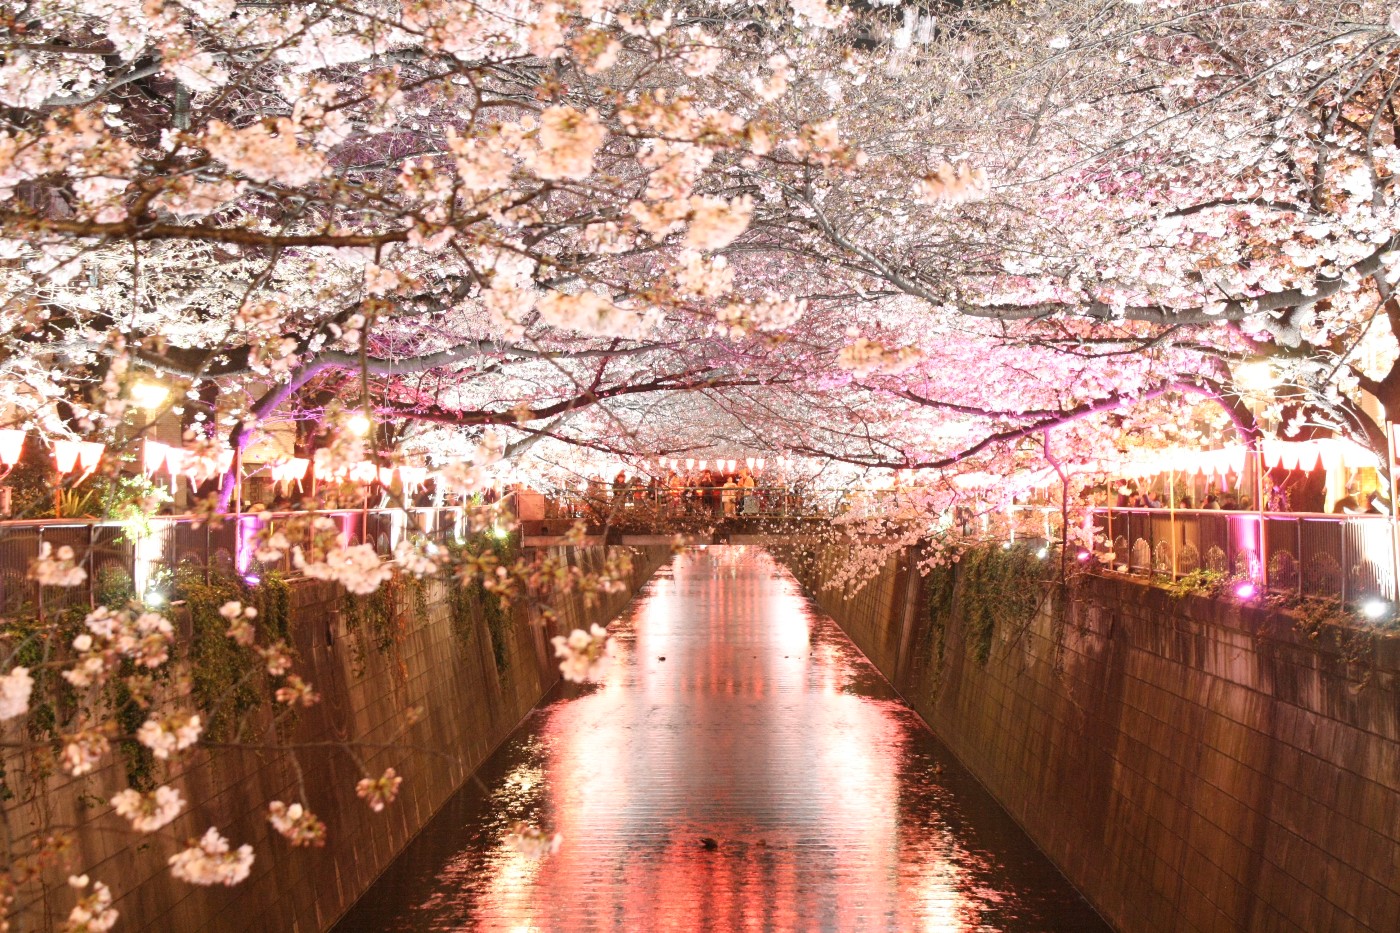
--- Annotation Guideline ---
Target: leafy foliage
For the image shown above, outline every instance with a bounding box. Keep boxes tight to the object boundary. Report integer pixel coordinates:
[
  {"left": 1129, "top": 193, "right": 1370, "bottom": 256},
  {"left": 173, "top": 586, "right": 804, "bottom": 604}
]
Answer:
[{"left": 952, "top": 544, "right": 1055, "bottom": 665}]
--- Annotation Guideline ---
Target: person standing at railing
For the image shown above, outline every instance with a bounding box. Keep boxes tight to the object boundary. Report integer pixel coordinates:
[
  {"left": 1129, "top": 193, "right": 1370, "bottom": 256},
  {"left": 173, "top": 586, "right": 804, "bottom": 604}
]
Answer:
[
  {"left": 740, "top": 478, "right": 758, "bottom": 516},
  {"left": 667, "top": 471, "right": 683, "bottom": 514},
  {"left": 722, "top": 476, "right": 738, "bottom": 517}
]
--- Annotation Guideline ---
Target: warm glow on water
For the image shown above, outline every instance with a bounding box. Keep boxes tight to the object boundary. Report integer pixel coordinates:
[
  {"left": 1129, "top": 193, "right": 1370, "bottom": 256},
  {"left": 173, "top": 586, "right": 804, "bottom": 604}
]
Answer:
[{"left": 335, "top": 547, "right": 1109, "bottom": 932}]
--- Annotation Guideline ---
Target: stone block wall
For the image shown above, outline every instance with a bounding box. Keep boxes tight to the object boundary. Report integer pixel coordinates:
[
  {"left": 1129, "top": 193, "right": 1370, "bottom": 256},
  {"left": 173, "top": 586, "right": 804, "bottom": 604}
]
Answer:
[
  {"left": 790, "top": 544, "right": 1400, "bottom": 933},
  {"left": 3, "top": 544, "right": 667, "bottom": 933}
]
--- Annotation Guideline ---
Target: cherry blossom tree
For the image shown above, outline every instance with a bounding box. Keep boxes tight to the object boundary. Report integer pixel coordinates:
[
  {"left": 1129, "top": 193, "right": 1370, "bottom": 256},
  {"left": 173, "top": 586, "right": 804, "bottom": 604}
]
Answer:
[{"left": 4, "top": 0, "right": 1400, "bottom": 927}]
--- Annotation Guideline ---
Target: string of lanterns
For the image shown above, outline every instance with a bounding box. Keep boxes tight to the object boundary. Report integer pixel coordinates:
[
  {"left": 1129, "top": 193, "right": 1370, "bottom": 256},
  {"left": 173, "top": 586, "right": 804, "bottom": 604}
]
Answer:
[
  {"left": 0, "top": 430, "right": 433, "bottom": 495},
  {"left": 0, "top": 429, "right": 107, "bottom": 481},
  {"left": 1109, "top": 438, "right": 1381, "bottom": 480},
  {"left": 650, "top": 455, "right": 801, "bottom": 473}
]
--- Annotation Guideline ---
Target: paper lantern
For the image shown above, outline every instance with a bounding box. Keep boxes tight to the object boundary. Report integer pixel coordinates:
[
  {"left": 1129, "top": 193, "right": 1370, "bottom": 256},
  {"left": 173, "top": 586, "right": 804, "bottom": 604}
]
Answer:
[
  {"left": 163, "top": 447, "right": 188, "bottom": 476},
  {"left": 0, "top": 429, "right": 24, "bottom": 467},
  {"left": 378, "top": 466, "right": 396, "bottom": 486},
  {"left": 52, "top": 440, "right": 81, "bottom": 474},
  {"left": 756, "top": 458, "right": 766, "bottom": 470},
  {"left": 1226, "top": 447, "right": 1247, "bottom": 475},
  {"left": 686, "top": 459, "right": 695, "bottom": 470},
  {"left": 399, "top": 466, "right": 428, "bottom": 493},
  {"left": 1294, "top": 442, "right": 1321, "bottom": 472},
  {"left": 142, "top": 439, "right": 168, "bottom": 474}
]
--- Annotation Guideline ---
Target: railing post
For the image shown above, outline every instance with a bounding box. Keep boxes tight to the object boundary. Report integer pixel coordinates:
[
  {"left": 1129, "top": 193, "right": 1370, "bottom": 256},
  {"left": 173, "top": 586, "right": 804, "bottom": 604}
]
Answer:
[
  {"left": 1296, "top": 517, "right": 1303, "bottom": 598},
  {"left": 36, "top": 524, "right": 44, "bottom": 622},
  {"left": 1341, "top": 522, "right": 1348, "bottom": 604},
  {"left": 1168, "top": 468, "right": 1178, "bottom": 579},
  {"left": 1255, "top": 446, "right": 1268, "bottom": 589},
  {"left": 1389, "top": 421, "right": 1400, "bottom": 601},
  {"left": 88, "top": 523, "right": 96, "bottom": 610}
]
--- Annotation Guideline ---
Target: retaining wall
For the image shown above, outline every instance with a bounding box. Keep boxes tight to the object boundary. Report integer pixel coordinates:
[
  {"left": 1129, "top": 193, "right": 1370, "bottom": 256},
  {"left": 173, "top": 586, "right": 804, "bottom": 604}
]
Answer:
[
  {"left": 3, "top": 544, "right": 667, "bottom": 933},
  {"left": 789, "top": 544, "right": 1400, "bottom": 933}
]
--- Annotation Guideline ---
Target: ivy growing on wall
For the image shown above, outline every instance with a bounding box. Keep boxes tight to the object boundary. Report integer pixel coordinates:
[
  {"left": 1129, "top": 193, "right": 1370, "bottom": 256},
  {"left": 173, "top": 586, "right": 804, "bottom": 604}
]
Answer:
[
  {"left": 955, "top": 543, "right": 1055, "bottom": 664},
  {"left": 443, "top": 533, "right": 517, "bottom": 676},
  {"left": 342, "top": 571, "right": 409, "bottom": 682},
  {"left": 0, "top": 568, "right": 293, "bottom": 799},
  {"left": 918, "top": 559, "right": 956, "bottom": 687},
  {"left": 180, "top": 569, "right": 268, "bottom": 743},
  {"left": 0, "top": 609, "right": 83, "bottom": 800}
]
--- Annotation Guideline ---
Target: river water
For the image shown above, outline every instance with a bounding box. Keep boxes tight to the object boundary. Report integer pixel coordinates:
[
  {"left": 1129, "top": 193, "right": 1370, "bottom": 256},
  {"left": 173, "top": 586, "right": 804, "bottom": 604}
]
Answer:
[{"left": 334, "top": 546, "right": 1110, "bottom": 932}]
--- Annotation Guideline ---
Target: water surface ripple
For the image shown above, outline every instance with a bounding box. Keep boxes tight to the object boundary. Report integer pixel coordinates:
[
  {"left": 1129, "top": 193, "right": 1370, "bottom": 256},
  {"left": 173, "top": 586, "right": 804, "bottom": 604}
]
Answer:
[{"left": 335, "top": 546, "right": 1110, "bottom": 932}]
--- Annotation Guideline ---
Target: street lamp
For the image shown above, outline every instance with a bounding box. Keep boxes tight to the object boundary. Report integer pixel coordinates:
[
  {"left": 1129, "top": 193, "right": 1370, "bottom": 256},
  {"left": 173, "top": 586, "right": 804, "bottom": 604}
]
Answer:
[
  {"left": 131, "top": 380, "right": 171, "bottom": 413},
  {"left": 346, "top": 412, "right": 372, "bottom": 437}
]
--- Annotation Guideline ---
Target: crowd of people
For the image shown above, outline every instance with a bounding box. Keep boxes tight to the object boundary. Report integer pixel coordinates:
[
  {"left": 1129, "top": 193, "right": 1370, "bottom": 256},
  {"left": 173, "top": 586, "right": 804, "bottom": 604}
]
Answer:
[{"left": 577, "top": 467, "right": 789, "bottom": 520}]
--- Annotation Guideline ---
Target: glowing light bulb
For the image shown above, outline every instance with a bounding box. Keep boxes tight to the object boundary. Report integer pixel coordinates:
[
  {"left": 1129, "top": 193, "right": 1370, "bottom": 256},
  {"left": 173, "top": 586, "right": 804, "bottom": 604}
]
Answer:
[
  {"left": 346, "top": 412, "right": 372, "bottom": 437},
  {"left": 130, "top": 380, "right": 171, "bottom": 412},
  {"left": 1360, "top": 599, "right": 1390, "bottom": 621},
  {"left": 1234, "top": 361, "right": 1277, "bottom": 392}
]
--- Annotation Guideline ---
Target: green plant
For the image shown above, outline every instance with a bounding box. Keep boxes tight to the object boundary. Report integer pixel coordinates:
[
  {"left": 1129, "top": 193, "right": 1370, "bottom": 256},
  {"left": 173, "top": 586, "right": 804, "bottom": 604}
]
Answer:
[
  {"left": 178, "top": 570, "right": 264, "bottom": 743},
  {"left": 342, "top": 571, "right": 408, "bottom": 680},
  {"left": 444, "top": 533, "right": 516, "bottom": 675},
  {"left": 918, "top": 559, "right": 955, "bottom": 688},
  {"left": 951, "top": 543, "right": 1054, "bottom": 665},
  {"left": 97, "top": 474, "right": 173, "bottom": 543},
  {"left": 54, "top": 488, "right": 99, "bottom": 518},
  {"left": 1163, "top": 568, "right": 1230, "bottom": 599},
  {"left": 94, "top": 564, "right": 136, "bottom": 607},
  {"left": 0, "top": 607, "right": 90, "bottom": 797}
]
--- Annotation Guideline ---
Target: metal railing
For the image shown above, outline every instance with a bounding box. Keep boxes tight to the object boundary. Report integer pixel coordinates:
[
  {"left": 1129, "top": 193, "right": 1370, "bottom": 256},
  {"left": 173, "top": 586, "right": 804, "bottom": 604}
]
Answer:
[
  {"left": 0, "top": 504, "right": 502, "bottom": 619},
  {"left": 541, "top": 485, "right": 839, "bottom": 524},
  {"left": 1092, "top": 507, "right": 1397, "bottom": 601},
  {"left": 5, "top": 493, "right": 1392, "bottom": 617}
]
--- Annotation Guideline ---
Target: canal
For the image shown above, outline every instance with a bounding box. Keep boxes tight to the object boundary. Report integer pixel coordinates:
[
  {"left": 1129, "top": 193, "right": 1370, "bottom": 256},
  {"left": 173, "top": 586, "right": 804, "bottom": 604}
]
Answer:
[{"left": 334, "top": 546, "right": 1110, "bottom": 931}]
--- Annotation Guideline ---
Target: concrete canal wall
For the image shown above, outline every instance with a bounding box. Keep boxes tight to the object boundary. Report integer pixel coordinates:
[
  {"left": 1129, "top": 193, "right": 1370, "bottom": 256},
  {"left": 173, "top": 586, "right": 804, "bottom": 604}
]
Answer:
[
  {"left": 787, "top": 544, "right": 1400, "bottom": 933},
  {"left": 5, "top": 545, "right": 668, "bottom": 933}
]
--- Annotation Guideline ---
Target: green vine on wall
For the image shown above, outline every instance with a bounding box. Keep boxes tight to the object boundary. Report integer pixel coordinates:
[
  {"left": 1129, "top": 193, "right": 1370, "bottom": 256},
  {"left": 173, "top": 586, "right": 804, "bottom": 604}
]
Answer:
[
  {"left": 342, "top": 571, "right": 409, "bottom": 682},
  {"left": 180, "top": 569, "right": 269, "bottom": 744},
  {"left": 918, "top": 558, "right": 956, "bottom": 688},
  {"left": 0, "top": 568, "right": 293, "bottom": 799},
  {"left": 953, "top": 543, "right": 1054, "bottom": 665},
  {"left": 444, "top": 534, "right": 517, "bottom": 676}
]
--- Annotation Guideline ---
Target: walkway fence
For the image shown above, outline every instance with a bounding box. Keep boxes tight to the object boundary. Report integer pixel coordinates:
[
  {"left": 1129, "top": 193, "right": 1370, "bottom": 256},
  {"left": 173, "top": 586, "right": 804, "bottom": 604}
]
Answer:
[
  {"left": 3, "top": 492, "right": 1395, "bottom": 618},
  {"left": 541, "top": 485, "right": 836, "bottom": 525},
  {"left": 989, "top": 505, "right": 1397, "bottom": 602},
  {"left": 0, "top": 504, "right": 502, "bottom": 619},
  {"left": 1093, "top": 508, "right": 1397, "bottom": 601}
]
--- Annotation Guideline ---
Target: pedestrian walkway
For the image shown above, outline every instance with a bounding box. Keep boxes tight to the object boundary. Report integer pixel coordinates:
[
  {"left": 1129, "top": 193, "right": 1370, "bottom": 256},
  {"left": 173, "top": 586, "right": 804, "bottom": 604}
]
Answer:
[{"left": 335, "top": 546, "right": 1109, "bottom": 931}]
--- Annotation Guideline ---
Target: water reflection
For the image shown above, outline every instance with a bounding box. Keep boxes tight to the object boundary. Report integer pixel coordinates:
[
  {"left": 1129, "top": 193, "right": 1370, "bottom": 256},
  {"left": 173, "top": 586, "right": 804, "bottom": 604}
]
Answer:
[{"left": 335, "top": 546, "right": 1108, "bottom": 932}]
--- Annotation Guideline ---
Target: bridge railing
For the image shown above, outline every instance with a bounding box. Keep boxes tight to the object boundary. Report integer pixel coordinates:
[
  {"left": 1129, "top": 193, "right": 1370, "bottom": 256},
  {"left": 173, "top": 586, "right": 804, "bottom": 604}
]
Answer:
[
  {"left": 540, "top": 486, "right": 840, "bottom": 524},
  {"left": 0, "top": 504, "right": 502, "bottom": 619}
]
